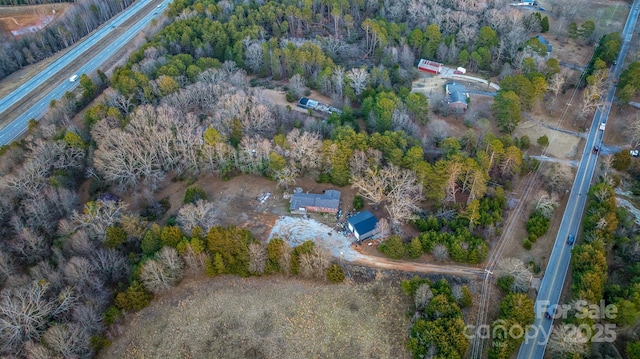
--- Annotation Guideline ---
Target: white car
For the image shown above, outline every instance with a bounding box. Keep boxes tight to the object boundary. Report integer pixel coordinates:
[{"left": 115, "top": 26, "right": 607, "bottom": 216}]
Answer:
[
  {"left": 599, "top": 123, "right": 606, "bottom": 131},
  {"left": 69, "top": 75, "right": 78, "bottom": 82}
]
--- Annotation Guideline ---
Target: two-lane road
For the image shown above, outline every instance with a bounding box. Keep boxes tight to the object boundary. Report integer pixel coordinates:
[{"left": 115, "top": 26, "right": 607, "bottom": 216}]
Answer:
[
  {"left": 518, "top": 1, "right": 640, "bottom": 358},
  {"left": 0, "top": 0, "right": 169, "bottom": 146}
]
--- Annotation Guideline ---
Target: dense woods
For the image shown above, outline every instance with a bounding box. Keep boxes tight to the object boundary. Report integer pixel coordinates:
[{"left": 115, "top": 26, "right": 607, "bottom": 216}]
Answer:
[{"left": 0, "top": 0, "right": 136, "bottom": 80}]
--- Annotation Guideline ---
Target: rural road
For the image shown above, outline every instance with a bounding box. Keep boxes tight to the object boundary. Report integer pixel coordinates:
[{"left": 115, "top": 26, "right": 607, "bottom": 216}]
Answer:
[
  {"left": 353, "top": 255, "right": 485, "bottom": 279},
  {"left": 0, "top": 0, "right": 169, "bottom": 146},
  {"left": 517, "top": 0, "right": 640, "bottom": 358}
]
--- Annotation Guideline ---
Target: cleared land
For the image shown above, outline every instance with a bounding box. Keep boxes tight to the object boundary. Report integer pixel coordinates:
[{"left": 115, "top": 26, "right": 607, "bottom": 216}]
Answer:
[{"left": 100, "top": 275, "right": 412, "bottom": 359}]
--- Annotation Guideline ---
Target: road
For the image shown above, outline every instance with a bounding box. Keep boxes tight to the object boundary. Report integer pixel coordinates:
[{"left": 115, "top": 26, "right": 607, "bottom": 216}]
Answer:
[
  {"left": 517, "top": 1, "right": 640, "bottom": 358},
  {"left": 0, "top": 0, "right": 169, "bottom": 146}
]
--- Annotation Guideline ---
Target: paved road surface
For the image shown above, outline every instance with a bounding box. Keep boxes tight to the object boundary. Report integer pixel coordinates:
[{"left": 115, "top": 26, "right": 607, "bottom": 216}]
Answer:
[
  {"left": 517, "top": 1, "right": 639, "bottom": 358},
  {"left": 0, "top": 0, "right": 169, "bottom": 146}
]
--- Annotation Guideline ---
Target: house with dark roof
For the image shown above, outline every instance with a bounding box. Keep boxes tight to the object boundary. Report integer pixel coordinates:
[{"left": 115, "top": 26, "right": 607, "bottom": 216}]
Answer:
[
  {"left": 445, "top": 82, "right": 469, "bottom": 111},
  {"left": 290, "top": 189, "right": 341, "bottom": 214},
  {"left": 347, "top": 210, "right": 379, "bottom": 241}
]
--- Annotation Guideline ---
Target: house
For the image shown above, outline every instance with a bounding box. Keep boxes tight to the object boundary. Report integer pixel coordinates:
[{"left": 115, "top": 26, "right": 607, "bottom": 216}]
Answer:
[
  {"left": 298, "top": 97, "right": 319, "bottom": 110},
  {"left": 445, "top": 82, "right": 469, "bottom": 111},
  {"left": 417, "top": 59, "right": 443, "bottom": 74},
  {"left": 290, "top": 189, "right": 341, "bottom": 214},
  {"left": 536, "top": 35, "right": 552, "bottom": 54},
  {"left": 347, "top": 210, "right": 379, "bottom": 241}
]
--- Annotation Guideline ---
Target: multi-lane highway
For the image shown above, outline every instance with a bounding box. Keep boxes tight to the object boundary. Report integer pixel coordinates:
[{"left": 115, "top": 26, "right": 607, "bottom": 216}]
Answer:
[
  {"left": 0, "top": 0, "right": 169, "bottom": 146},
  {"left": 518, "top": 1, "right": 640, "bottom": 358}
]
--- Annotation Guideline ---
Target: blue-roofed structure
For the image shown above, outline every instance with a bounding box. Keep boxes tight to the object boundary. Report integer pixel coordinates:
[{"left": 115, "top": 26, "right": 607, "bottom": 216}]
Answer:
[
  {"left": 537, "top": 35, "right": 552, "bottom": 54},
  {"left": 347, "top": 210, "right": 379, "bottom": 241},
  {"left": 290, "top": 189, "right": 341, "bottom": 214}
]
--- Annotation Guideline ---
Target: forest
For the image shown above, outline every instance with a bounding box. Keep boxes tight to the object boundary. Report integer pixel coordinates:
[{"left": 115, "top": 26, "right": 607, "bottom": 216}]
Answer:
[{"left": 0, "top": 0, "right": 636, "bottom": 357}]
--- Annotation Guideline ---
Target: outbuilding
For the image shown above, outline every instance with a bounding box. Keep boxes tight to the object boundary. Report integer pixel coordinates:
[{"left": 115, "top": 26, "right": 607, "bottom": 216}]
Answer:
[
  {"left": 290, "top": 189, "right": 341, "bottom": 214},
  {"left": 347, "top": 210, "right": 379, "bottom": 241}
]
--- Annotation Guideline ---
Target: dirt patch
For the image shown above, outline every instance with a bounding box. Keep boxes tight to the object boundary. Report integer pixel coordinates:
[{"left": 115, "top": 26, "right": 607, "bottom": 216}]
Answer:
[
  {"left": 100, "top": 275, "right": 412, "bottom": 359},
  {"left": 514, "top": 120, "right": 582, "bottom": 159},
  {"left": 0, "top": 3, "right": 71, "bottom": 35}
]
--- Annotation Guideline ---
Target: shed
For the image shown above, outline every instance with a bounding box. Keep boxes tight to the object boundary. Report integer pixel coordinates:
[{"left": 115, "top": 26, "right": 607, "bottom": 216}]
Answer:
[
  {"left": 290, "top": 189, "right": 341, "bottom": 214},
  {"left": 417, "top": 59, "right": 443, "bottom": 74},
  {"left": 347, "top": 210, "right": 379, "bottom": 241}
]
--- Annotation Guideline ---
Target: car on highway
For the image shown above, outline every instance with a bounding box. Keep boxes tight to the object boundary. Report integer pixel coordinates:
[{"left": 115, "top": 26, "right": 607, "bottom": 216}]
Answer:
[
  {"left": 567, "top": 234, "right": 575, "bottom": 245},
  {"left": 593, "top": 146, "right": 600, "bottom": 154},
  {"left": 69, "top": 75, "right": 78, "bottom": 82},
  {"left": 544, "top": 306, "right": 558, "bottom": 319},
  {"left": 599, "top": 123, "right": 606, "bottom": 131}
]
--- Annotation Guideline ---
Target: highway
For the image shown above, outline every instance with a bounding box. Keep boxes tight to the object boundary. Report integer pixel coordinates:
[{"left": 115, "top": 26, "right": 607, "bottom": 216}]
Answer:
[
  {"left": 517, "top": 1, "right": 640, "bottom": 358},
  {"left": 0, "top": 0, "right": 169, "bottom": 146}
]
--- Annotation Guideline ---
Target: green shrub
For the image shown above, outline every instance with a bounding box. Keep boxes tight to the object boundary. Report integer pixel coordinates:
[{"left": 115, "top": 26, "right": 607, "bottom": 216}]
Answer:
[
  {"left": 537, "top": 134, "right": 549, "bottom": 147},
  {"left": 326, "top": 263, "right": 345, "bottom": 283},
  {"left": 523, "top": 239, "right": 533, "bottom": 250},
  {"left": 353, "top": 195, "right": 364, "bottom": 211},
  {"left": 285, "top": 91, "right": 297, "bottom": 102},
  {"left": 497, "top": 276, "right": 515, "bottom": 293},
  {"left": 160, "top": 226, "right": 184, "bottom": 247},
  {"left": 459, "top": 286, "right": 473, "bottom": 308},
  {"left": 141, "top": 228, "right": 162, "bottom": 256},
  {"left": 105, "top": 225, "right": 127, "bottom": 248},
  {"left": 115, "top": 281, "right": 153, "bottom": 311},
  {"left": 406, "top": 237, "right": 424, "bottom": 259},
  {"left": 90, "top": 335, "right": 111, "bottom": 353},
  {"left": 184, "top": 185, "right": 207, "bottom": 204},
  {"left": 102, "top": 306, "right": 122, "bottom": 325},
  {"left": 379, "top": 235, "right": 405, "bottom": 259}
]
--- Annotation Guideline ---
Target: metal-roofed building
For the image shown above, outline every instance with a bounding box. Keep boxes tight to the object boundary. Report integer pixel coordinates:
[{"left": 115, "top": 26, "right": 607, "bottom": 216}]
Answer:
[
  {"left": 290, "top": 189, "right": 341, "bottom": 214},
  {"left": 417, "top": 59, "right": 443, "bottom": 74},
  {"left": 347, "top": 210, "right": 379, "bottom": 241}
]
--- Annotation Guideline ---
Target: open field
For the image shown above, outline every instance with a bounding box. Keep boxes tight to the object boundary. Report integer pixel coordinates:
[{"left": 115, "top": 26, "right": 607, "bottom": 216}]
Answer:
[
  {"left": 0, "top": 3, "right": 70, "bottom": 34},
  {"left": 100, "top": 275, "right": 412, "bottom": 359}
]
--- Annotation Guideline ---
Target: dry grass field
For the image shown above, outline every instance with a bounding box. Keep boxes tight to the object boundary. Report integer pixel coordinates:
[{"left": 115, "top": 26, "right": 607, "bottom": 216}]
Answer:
[{"left": 101, "top": 275, "right": 412, "bottom": 359}]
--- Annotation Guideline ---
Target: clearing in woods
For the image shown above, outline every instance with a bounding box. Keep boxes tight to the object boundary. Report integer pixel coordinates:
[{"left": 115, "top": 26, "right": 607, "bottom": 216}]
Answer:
[{"left": 100, "top": 275, "right": 412, "bottom": 359}]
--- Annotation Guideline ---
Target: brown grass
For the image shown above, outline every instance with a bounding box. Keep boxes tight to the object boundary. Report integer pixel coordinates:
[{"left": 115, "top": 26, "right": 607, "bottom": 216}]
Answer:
[
  {"left": 101, "top": 275, "right": 412, "bottom": 359},
  {"left": 0, "top": 3, "right": 71, "bottom": 33}
]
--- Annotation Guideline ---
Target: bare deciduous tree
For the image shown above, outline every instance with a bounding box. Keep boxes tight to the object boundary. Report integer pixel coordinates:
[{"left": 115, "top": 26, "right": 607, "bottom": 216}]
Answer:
[
  {"left": 140, "top": 247, "right": 184, "bottom": 294},
  {"left": 374, "top": 218, "right": 391, "bottom": 242},
  {"left": 414, "top": 283, "right": 434, "bottom": 311},
  {"left": 177, "top": 200, "right": 218, "bottom": 236},
  {"left": 42, "top": 323, "right": 91, "bottom": 359},
  {"left": 433, "top": 244, "right": 449, "bottom": 262},
  {"left": 496, "top": 258, "right": 533, "bottom": 293},
  {"left": 248, "top": 243, "right": 267, "bottom": 275},
  {"left": 347, "top": 67, "right": 369, "bottom": 96},
  {"left": 547, "top": 323, "right": 589, "bottom": 357},
  {"left": 0, "top": 281, "right": 57, "bottom": 356},
  {"left": 535, "top": 193, "right": 559, "bottom": 219}
]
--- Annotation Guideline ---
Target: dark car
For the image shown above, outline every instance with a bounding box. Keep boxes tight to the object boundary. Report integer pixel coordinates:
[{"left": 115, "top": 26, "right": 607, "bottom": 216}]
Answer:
[
  {"left": 593, "top": 146, "right": 600, "bottom": 154},
  {"left": 544, "top": 306, "right": 558, "bottom": 319},
  {"left": 567, "top": 234, "right": 575, "bottom": 245}
]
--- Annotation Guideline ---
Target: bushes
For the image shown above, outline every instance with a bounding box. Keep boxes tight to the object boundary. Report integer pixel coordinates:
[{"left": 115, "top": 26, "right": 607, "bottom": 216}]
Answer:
[
  {"left": 115, "top": 281, "right": 153, "bottom": 312},
  {"left": 378, "top": 235, "right": 405, "bottom": 259},
  {"left": 525, "top": 209, "right": 550, "bottom": 243},
  {"left": 353, "top": 195, "right": 364, "bottom": 211},
  {"left": 326, "top": 264, "right": 345, "bottom": 283},
  {"left": 184, "top": 185, "right": 207, "bottom": 204}
]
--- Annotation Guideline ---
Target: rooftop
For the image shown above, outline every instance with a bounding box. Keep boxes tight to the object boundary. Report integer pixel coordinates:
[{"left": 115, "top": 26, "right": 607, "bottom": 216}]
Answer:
[
  {"left": 347, "top": 210, "right": 378, "bottom": 236},
  {"left": 290, "top": 189, "right": 341, "bottom": 211}
]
